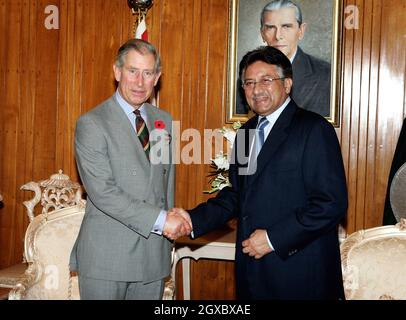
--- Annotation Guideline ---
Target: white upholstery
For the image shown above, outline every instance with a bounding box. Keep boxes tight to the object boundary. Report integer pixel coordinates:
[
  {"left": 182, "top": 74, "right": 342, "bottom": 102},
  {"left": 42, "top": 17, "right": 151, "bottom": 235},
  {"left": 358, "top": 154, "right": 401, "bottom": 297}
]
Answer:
[
  {"left": 340, "top": 219, "right": 406, "bottom": 300},
  {"left": 0, "top": 171, "right": 85, "bottom": 299},
  {"left": 9, "top": 205, "right": 84, "bottom": 300},
  {"left": 4, "top": 170, "right": 174, "bottom": 300}
]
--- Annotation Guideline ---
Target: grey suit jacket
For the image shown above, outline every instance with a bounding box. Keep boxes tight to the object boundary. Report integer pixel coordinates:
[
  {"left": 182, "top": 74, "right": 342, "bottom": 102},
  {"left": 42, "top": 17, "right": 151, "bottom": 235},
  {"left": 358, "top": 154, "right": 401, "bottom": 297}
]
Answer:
[
  {"left": 70, "top": 95, "right": 175, "bottom": 282},
  {"left": 291, "top": 47, "right": 331, "bottom": 117}
]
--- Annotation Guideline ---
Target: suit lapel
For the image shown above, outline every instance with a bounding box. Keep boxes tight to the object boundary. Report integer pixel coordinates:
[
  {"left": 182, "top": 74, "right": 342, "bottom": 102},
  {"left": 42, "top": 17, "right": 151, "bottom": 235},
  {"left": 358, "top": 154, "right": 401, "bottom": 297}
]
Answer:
[
  {"left": 291, "top": 47, "right": 317, "bottom": 108},
  {"left": 144, "top": 103, "right": 159, "bottom": 152},
  {"left": 246, "top": 101, "right": 297, "bottom": 186},
  {"left": 292, "top": 47, "right": 312, "bottom": 78},
  {"left": 109, "top": 97, "right": 151, "bottom": 168}
]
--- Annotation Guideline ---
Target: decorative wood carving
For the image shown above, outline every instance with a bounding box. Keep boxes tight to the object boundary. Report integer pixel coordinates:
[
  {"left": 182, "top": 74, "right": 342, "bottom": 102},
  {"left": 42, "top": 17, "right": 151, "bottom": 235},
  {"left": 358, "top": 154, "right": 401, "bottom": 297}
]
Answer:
[{"left": 21, "top": 170, "right": 85, "bottom": 222}]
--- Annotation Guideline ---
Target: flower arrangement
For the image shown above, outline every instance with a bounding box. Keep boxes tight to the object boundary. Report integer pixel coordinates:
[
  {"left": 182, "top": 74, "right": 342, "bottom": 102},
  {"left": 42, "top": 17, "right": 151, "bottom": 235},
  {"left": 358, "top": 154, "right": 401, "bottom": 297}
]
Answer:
[{"left": 204, "top": 121, "right": 242, "bottom": 194}]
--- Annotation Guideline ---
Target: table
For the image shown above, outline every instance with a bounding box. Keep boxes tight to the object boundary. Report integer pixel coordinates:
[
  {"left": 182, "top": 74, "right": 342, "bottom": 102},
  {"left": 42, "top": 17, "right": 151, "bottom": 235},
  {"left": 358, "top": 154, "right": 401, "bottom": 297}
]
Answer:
[
  {"left": 0, "top": 287, "right": 11, "bottom": 300},
  {"left": 171, "top": 226, "right": 236, "bottom": 300}
]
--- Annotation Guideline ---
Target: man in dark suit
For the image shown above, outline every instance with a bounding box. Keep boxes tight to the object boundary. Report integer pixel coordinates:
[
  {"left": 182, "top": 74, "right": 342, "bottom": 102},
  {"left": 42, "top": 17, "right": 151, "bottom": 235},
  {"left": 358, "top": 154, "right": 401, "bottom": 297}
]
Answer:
[
  {"left": 237, "top": 0, "right": 331, "bottom": 117},
  {"left": 261, "top": 0, "right": 331, "bottom": 117},
  {"left": 175, "top": 46, "right": 347, "bottom": 299}
]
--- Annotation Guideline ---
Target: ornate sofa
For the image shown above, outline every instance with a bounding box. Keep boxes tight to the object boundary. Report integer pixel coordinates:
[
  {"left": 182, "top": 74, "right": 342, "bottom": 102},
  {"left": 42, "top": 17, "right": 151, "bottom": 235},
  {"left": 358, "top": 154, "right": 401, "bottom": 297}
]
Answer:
[
  {"left": 4, "top": 170, "right": 85, "bottom": 300},
  {"left": 9, "top": 205, "right": 84, "bottom": 299},
  {"left": 3, "top": 170, "right": 174, "bottom": 300},
  {"left": 341, "top": 219, "right": 406, "bottom": 300}
]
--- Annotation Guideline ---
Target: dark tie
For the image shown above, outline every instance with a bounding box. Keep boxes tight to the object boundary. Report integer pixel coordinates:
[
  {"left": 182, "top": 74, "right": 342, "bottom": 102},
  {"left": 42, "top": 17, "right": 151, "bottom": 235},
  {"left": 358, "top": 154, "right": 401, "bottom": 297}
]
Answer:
[
  {"left": 134, "top": 109, "right": 150, "bottom": 160},
  {"left": 257, "top": 117, "right": 269, "bottom": 155}
]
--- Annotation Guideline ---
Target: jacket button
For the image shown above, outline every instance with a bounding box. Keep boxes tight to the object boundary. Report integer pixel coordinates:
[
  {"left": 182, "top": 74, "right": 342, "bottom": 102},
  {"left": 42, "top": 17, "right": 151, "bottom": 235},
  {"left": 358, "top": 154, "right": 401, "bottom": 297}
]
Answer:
[
  {"left": 132, "top": 170, "right": 137, "bottom": 176},
  {"left": 288, "top": 249, "right": 297, "bottom": 256},
  {"left": 163, "top": 169, "right": 167, "bottom": 175}
]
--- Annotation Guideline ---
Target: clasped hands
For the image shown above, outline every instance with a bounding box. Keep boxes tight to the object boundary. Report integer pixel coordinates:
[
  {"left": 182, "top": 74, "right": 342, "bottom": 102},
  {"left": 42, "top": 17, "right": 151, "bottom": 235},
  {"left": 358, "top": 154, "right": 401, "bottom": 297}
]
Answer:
[
  {"left": 162, "top": 208, "right": 192, "bottom": 240},
  {"left": 162, "top": 210, "right": 272, "bottom": 259}
]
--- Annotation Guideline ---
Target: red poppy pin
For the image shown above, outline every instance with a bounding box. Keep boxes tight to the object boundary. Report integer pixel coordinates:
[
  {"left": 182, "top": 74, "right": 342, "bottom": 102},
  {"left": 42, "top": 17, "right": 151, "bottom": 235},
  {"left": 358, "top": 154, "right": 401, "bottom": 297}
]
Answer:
[{"left": 154, "top": 120, "right": 166, "bottom": 129}]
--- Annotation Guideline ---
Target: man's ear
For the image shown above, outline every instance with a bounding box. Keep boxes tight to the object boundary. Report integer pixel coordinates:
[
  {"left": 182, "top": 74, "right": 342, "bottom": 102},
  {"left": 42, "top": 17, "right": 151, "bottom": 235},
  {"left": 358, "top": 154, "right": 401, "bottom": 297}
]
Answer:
[
  {"left": 154, "top": 71, "right": 162, "bottom": 86},
  {"left": 113, "top": 64, "right": 121, "bottom": 82},
  {"left": 298, "top": 22, "right": 307, "bottom": 40},
  {"left": 260, "top": 28, "right": 267, "bottom": 43},
  {"left": 284, "top": 78, "right": 293, "bottom": 94}
]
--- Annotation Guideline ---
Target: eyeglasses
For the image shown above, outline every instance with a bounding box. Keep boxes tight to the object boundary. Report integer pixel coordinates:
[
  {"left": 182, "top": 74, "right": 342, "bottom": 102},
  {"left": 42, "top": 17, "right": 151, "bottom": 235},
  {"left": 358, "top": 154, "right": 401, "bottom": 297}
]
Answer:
[
  {"left": 126, "top": 68, "right": 157, "bottom": 80},
  {"left": 242, "top": 77, "right": 285, "bottom": 90}
]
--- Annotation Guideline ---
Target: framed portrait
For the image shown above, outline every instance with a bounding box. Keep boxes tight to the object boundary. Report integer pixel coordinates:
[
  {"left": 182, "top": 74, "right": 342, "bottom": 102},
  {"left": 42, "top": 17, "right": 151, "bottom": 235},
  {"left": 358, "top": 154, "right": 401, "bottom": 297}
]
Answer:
[{"left": 226, "top": 0, "right": 343, "bottom": 126}]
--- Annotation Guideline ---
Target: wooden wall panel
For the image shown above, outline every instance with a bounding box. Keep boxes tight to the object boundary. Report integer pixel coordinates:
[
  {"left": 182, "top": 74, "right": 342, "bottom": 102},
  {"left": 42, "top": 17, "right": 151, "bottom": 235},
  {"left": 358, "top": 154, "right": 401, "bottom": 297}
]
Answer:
[
  {"left": 363, "top": 0, "right": 382, "bottom": 230},
  {"left": 340, "top": 0, "right": 406, "bottom": 234},
  {"left": 1, "top": 0, "right": 406, "bottom": 300},
  {"left": 148, "top": 0, "right": 235, "bottom": 299},
  {"left": 373, "top": 0, "right": 406, "bottom": 227},
  {"left": 0, "top": 0, "right": 132, "bottom": 267}
]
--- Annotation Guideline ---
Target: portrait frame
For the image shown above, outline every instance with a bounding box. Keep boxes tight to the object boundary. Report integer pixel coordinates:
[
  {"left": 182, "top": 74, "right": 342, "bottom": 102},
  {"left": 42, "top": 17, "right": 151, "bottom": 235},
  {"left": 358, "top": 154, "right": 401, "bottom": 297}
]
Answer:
[{"left": 226, "top": 0, "right": 344, "bottom": 127}]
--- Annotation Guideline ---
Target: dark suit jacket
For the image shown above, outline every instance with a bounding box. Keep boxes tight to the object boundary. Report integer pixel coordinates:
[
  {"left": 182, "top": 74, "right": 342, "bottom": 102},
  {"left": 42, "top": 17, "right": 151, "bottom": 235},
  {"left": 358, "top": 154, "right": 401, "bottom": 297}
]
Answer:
[
  {"left": 383, "top": 118, "right": 406, "bottom": 225},
  {"left": 291, "top": 47, "right": 331, "bottom": 117},
  {"left": 189, "top": 100, "right": 348, "bottom": 299}
]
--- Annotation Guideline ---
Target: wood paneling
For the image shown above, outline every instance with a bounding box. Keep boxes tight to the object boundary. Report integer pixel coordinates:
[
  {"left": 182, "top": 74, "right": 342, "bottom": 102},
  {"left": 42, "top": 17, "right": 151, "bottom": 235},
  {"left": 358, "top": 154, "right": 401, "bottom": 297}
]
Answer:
[
  {"left": 1, "top": 0, "right": 405, "bottom": 299},
  {"left": 339, "top": 0, "right": 406, "bottom": 234},
  {"left": 0, "top": 0, "right": 133, "bottom": 267}
]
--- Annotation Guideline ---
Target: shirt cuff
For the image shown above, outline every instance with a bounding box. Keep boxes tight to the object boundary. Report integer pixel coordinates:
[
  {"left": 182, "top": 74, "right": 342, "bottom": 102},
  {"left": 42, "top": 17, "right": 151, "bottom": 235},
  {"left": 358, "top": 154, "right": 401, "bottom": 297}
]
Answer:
[
  {"left": 266, "top": 231, "right": 275, "bottom": 251},
  {"left": 151, "top": 210, "right": 167, "bottom": 235}
]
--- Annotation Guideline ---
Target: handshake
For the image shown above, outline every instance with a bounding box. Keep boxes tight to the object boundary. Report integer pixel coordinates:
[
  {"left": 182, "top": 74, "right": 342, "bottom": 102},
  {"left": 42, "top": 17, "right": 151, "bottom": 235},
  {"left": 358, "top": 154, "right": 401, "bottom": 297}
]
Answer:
[{"left": 162, "top": 208, "right": 192, "bottom": 240}]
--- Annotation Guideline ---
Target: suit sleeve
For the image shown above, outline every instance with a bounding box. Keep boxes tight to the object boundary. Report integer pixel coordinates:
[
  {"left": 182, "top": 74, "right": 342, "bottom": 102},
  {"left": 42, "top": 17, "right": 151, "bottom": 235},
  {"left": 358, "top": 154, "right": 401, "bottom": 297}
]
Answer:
[
  {"left": 75, "top": 115, "right": 161, "bottom": 238},
  {"left": 188, "top": 149, "right": 240, "bottom": 238},
  {"left": 268, "top": 120, "right": 348, "bottom": 259}
]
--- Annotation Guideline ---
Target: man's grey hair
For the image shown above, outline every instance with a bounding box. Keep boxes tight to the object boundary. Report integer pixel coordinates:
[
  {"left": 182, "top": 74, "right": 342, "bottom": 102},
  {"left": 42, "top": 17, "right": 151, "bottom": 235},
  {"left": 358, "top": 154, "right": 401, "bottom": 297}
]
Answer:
[
  {"left": 260, "top": 0, "right": 303, "bottom": 29},
  {"left": 115, "top": 39, "right": 161, "bottom": 72}
]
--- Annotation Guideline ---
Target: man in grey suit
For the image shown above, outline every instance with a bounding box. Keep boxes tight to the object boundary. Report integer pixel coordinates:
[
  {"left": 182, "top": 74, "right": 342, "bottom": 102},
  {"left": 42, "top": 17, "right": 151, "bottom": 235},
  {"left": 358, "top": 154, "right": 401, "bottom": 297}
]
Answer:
[
  {"left": 260, "top": 0, "right": 331, "bottom": 117},
  {"left": 70, "top": 39, "right": 191, "bottom": 300}
]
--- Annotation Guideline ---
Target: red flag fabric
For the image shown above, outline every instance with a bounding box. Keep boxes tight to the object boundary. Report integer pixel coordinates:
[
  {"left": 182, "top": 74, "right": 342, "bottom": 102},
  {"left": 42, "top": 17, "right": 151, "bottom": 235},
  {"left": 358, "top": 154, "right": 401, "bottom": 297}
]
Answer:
[
  {"left": 135, "top": 16, "right": 157, "bottom": 106},
  {"left": 135, "top": 18, "right": 148, "bottom": 41}
]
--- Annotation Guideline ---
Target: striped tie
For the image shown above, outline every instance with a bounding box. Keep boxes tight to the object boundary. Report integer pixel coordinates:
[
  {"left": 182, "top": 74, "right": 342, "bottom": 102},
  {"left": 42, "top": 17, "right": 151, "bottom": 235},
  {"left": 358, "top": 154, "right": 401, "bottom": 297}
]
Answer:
[
  {"left": 134, "top": 109, "right": 150, "bottom": 160},
  {"left": 257, "top": 117, "right": 269, "bottom": 154}
]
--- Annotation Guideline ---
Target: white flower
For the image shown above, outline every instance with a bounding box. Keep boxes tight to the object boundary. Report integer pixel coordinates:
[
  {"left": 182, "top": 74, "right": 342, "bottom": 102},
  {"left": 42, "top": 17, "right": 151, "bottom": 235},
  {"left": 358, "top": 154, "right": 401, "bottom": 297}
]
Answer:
[
  {"left": 222, "top": 129, "right": 237, "bottom": 147},
  {"left": 204, "top": 121, "right": 241, "bottom": 194},
  {"left": 204, "top": 173, "right": 231, "bottom": 194},
  {"left": 212, "top": 152, "right": 230, "bottom": 171},
  {"left": 218, "top": 121, "right": 241, "bottom": 149},
  {"left": 217, "top": 175, "right": 230, "bottom": 190}
]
